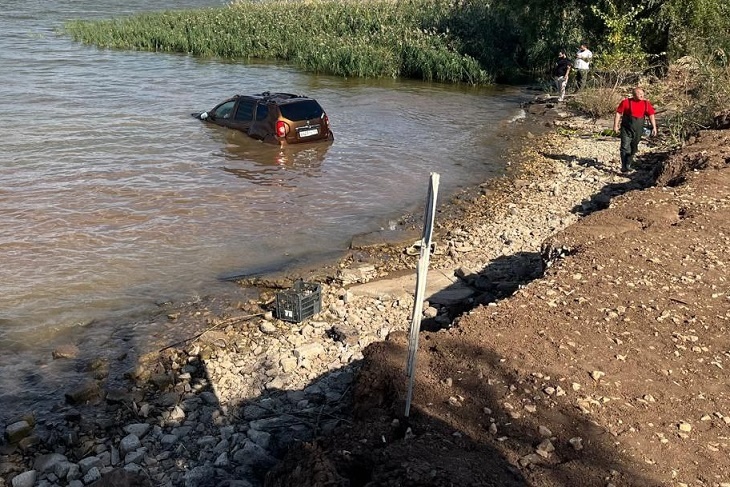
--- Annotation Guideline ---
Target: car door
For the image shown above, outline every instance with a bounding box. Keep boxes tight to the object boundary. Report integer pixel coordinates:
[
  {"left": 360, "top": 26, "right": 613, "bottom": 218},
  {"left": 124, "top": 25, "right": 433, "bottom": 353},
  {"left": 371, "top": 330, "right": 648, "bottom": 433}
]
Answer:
[
  {"left": 247, "top": 102, "right": 271, "bottom": 140},
  {"left": 208, "top": 99, "right": 237, "bottom": 128},
  {"left": 229, "top": 97, "right": 256, "bottom": 133}
]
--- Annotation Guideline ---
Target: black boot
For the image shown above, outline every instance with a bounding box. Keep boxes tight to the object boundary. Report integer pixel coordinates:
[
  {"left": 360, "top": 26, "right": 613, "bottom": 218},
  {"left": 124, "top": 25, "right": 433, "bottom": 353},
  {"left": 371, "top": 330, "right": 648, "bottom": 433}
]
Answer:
[{"left": 620, "top": 154, "right": 630, "bottom": 173}]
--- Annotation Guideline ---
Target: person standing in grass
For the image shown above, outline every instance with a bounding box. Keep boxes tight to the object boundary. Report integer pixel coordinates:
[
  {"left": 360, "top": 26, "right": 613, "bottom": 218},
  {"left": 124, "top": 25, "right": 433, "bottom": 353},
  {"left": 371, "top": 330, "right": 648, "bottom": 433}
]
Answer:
[
  {"left": 613, "top": 87, "right": 658, "bottom": 173},
  {"left": 574, "top": 43, "right": 592, "bottom": 91},
  {"left": 553, "top": 50, "right": 572, "bottom": 102}
]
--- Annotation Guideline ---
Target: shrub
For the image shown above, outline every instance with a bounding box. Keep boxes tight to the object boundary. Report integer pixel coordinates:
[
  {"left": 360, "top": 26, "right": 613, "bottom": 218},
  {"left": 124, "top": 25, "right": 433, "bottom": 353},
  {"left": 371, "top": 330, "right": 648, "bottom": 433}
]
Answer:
[{"left": 656, "top": 52, "right": 730, "bottom": 144}]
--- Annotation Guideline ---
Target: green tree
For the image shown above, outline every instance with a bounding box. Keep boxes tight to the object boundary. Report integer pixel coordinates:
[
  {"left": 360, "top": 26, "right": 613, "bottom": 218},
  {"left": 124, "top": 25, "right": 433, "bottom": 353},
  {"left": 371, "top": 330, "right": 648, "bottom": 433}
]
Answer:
[{"left": 658, "top": 0, "right": 730, "bottom": 59}]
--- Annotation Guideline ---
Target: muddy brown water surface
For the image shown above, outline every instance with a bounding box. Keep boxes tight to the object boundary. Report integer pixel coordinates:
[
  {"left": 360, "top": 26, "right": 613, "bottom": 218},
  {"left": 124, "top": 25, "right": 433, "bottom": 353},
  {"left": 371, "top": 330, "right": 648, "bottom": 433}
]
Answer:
[{"left": 0, "top": 0, "right": 524, "bottom": 422}]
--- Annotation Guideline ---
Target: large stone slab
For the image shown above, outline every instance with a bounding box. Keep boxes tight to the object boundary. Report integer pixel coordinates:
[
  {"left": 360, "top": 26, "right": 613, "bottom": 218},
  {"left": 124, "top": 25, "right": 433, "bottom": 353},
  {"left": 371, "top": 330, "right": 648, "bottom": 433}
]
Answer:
[
  {"left": 350, "top": 228, "right": 422, "bottom": 250},
  {"left": 348, "top": 269, "right": 475, "bottom": 305}
]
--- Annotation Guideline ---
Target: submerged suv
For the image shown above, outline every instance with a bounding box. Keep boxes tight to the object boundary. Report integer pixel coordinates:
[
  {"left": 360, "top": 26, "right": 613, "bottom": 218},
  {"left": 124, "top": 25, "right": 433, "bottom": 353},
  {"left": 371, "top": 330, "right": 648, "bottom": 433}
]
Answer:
[{"left": 193, "top": 92, "right": 334, "bottom": 146}]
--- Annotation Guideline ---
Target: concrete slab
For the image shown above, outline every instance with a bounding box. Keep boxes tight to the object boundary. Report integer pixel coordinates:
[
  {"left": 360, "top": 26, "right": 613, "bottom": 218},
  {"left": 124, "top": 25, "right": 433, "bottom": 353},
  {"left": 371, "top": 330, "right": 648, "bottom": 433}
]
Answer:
[
  {"left": 350, "top": 228, "right": 422, "bottom": 250},
  {"left": 348, "top": 269, "right": 475, "bottom": 305}
]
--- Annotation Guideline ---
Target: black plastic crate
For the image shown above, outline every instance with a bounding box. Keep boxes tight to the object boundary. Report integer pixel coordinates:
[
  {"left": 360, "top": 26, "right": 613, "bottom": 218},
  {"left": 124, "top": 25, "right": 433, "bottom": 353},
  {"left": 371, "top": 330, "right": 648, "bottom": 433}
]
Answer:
[{"left": 275, "top": 280, "right": 322, "bottom": 323}]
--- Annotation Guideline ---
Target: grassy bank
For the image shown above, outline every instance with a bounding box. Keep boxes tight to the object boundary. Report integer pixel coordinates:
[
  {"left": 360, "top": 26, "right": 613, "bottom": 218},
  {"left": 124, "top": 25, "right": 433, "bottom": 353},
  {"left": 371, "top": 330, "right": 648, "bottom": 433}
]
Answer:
[{"left": 63, "top": 0, "right": 492, "bottom": 84}]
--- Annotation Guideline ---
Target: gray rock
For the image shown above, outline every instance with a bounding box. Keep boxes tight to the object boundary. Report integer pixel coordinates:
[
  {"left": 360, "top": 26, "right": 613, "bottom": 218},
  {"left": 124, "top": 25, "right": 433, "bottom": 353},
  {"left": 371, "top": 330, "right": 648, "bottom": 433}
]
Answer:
[
  {"left": 196, "top": 436, "right": 217, "bottom": 448},
  {"left": 78, "top": 456, "right": 102, "bottom": 475},
  {"left": 232, "top": 440, "right": 277, "bottom": 470},
  {"left": 219, "top": 425, "right": 235, "bottom": 440},
  {"left": 328, "top": 324, "right": 359, "bottom": 346},
  {"left": 67, "top": 463, "right": 82, "bottom": 481},
  {"left": 167, "top": 406, "right": 186, "bottom": 422},
  {"left": 213, "top": 438, "right": 230, "bottom": 454},
  {"left": 5, "top": 421, "right": 32, "bottom": 444},
  {"left": 266, "top": 376, "right": 286, "bottom": 390},
  {"left": 119, "top": 434, "right": 141, "bottom": 456},
  {"left": 96, "top": 451, "right": 112, "bottom": 473},
  {"left": 157, "top": 392, "right": 179, "bottom": 407},
  {"left": 123, "top": 463, "right": 144, "bottom": 475},
  {"left": 218, "top": 481, "right": 254, "bottom": 487},
  {"left": 123, "top": 423, "right": 151, "bottom": 439},
  {"left": 150, "top": 373, "right": 174, "bottom": 390},
  {"left": 285, "top": 390, "right": 306, "bottom": 403},
  {"left": 82, "top": 466, "right": 101, "bottom": 484},
  {"left": 330, "top": 370, "right": 354, "bottom": 391},
  {"left": 171, "top": 425, "right": 192, "bottom": 438},
  {"left": 248, "top": 417, "right": 284, "bottom": 432},
  {"left": 123, "top": 449, "right": 145, "bottom": 465},
  {"left": 33, "top": 453, "right": 67, "bottom": 474},
  {"left": 293, "top": 343, "right": 325, "bottom": 361},
  {"left": 423, "top": 306, "right": 439, "bottom": 318},
  {"left": 199, "top": 391, "right": 218, "bottom": 405},
  {"left": 53, "top": 461, "right": 73, "bottom": 479},
  {"left": 184, "top": 465, "right": 216, "bottom": 487},
  {"left": 160, "top": 434, "right": 178, "bottom": 447},
  {"left": 213, "top": 452, "right": 229, "bottom": 468},
  {"left": 110, "top": 446, "right": 120, "bottom": 466},
  {"left": 247, "top": 429, "right": 272, "bottom": 450},
  {"left": 259, "top": 321, "right": 277, "bottom": 335},
  {"left": 104, "top": 388, "right": 136, "bottom": 404},
  {"left": 64, "top": 381, "right": 100, "bottom": 405},
  {"left": 52, "top": 344, "right": 80, "bottom": 359},
  {"left": 10, "top": 470, "right": 36, "bottom": 487},
  {"left": 243, "top": 404, "right": 270, "bottom": 420}
]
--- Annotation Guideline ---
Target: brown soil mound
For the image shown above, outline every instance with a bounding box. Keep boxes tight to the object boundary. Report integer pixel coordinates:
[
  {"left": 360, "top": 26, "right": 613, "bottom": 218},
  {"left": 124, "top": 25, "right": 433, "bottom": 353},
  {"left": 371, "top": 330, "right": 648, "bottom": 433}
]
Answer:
[{"left": 265, "top": 128, "right": 730, "bottom": 487}]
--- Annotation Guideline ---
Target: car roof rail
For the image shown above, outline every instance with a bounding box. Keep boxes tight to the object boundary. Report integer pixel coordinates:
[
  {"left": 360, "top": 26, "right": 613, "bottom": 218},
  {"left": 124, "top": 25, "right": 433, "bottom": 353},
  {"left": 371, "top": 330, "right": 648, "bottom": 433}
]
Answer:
[{"left": 257, "top": 92, "right": 306, "bottom": 101}]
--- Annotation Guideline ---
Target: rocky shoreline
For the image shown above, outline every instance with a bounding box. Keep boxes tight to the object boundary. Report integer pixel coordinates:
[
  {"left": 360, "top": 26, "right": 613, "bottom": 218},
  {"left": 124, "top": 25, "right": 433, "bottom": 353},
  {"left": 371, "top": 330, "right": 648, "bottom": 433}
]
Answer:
[{"left": 2, "top": 96, "right": 717, "bottom": 487}]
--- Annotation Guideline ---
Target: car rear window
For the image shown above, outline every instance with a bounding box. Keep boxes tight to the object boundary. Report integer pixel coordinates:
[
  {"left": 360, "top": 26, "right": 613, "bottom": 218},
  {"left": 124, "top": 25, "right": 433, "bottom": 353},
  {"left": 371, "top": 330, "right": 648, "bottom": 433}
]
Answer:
[{"left": 278, "top": 100, "right": 324, "bottom": 121}]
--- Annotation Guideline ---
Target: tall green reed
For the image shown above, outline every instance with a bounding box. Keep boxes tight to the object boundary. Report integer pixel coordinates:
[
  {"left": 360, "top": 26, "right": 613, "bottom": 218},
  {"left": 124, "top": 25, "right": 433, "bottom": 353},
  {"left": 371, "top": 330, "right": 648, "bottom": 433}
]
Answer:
[{"left": 63, "top": 0, "right": 493, "bottom": 85}]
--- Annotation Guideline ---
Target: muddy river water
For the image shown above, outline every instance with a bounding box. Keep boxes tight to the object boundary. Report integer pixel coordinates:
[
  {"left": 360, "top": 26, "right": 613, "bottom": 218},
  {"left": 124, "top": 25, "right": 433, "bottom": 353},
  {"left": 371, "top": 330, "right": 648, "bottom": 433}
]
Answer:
[{"left": 0, "top": 0, "right": 524, "bottom": 420}]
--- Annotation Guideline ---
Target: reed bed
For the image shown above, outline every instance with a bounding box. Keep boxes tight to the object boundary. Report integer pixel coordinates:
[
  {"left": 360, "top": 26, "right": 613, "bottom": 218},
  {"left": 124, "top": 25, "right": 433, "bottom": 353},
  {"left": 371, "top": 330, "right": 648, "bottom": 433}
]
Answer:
[{"left": 63, "top": 0, "right": 493, "bottom": 84}]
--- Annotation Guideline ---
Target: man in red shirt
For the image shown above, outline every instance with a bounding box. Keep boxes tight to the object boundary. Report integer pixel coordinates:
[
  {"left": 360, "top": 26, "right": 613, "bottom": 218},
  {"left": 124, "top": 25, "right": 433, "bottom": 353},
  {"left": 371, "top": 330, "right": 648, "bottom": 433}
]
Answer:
[{"left": 613, "top": 87, "right": 658, "bottom": 172}]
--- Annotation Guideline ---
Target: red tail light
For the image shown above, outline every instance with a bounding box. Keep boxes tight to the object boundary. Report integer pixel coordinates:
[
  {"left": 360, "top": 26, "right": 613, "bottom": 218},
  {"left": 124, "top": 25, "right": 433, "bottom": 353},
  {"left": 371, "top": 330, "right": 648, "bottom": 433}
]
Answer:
[
  {"left": 324, "top": 114, "right": 330, "bottom": 127},
  {"left": 276, "top": 120, "right": 289, "bottom": 137}
]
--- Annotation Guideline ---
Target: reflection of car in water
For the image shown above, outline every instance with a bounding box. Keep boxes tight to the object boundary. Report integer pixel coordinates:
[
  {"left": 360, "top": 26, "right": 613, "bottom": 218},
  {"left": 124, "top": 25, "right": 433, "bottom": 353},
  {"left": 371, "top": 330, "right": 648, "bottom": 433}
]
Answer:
[
  {"left": 218, "top": 131, "right": 331, "bottom": 187},
  {"left": 193, "top": 92, "right": 334, "bottom": 147},
  {"left": 216, "top": 128, "right": 332, "bottom": 165}
]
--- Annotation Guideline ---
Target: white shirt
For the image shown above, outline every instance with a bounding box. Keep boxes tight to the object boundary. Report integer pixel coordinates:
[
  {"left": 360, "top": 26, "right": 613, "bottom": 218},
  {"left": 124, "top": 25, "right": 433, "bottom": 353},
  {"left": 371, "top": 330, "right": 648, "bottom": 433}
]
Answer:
[{"left": 575, "top": 48, "right": 592, "bottom": 70}]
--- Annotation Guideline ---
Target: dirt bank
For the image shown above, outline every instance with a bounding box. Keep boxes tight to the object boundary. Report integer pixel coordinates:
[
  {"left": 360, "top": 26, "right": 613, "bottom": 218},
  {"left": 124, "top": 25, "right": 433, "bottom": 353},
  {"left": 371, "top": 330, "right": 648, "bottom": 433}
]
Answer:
[{"left": 265, "top": 114, "right": 730, "bottom": 486}]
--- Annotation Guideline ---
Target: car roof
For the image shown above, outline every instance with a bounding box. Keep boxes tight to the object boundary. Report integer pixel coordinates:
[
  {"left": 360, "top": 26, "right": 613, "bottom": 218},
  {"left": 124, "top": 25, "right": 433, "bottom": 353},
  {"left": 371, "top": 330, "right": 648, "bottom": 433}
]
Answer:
[{"left": 243, "top": 92, "right": 314, "bottom": 104}]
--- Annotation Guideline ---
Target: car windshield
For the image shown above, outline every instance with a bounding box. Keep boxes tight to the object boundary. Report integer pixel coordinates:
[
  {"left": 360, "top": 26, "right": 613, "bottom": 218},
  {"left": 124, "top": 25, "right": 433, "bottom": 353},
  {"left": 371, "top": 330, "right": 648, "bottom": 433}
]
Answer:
[{"left": 279, "top": 100, "right": 324, "bottom": 121}]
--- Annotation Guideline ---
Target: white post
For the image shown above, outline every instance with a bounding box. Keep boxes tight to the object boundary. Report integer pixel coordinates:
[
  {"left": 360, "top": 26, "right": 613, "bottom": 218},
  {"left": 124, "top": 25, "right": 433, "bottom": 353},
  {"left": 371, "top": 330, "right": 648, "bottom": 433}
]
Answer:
[{"left": 404, "top": 172, "right": 439, "bottom": 418}]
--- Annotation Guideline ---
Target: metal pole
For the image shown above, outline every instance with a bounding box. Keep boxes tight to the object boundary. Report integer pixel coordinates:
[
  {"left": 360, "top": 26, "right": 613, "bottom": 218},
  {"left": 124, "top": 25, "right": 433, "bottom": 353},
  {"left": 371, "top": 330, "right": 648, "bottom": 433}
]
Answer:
[{"left": 404, "top": 172, "right": 439, "bottom": 418}]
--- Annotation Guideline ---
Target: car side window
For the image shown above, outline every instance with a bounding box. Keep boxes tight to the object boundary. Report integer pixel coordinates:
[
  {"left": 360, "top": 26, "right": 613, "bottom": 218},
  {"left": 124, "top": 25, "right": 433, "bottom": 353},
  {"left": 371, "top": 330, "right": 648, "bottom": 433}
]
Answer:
[
  {"left": 214, "top": 101, "right": 236, "bottom": 120},
  {"left": 234, "top": 100, "right": 255, "bottom": 122},
  {"left": 255, "top": 104, "right": 269, "bottom": 121}
]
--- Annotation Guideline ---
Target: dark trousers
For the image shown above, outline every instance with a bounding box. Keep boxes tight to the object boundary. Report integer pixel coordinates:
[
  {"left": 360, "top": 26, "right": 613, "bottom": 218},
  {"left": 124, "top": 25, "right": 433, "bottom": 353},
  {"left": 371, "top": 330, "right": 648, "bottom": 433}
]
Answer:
[
  {"left": 575, "top": 69, "right": 589, "bottom": 91},
  {"left": 620, "top": 116, "right": 644, "bottom": 171}
]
